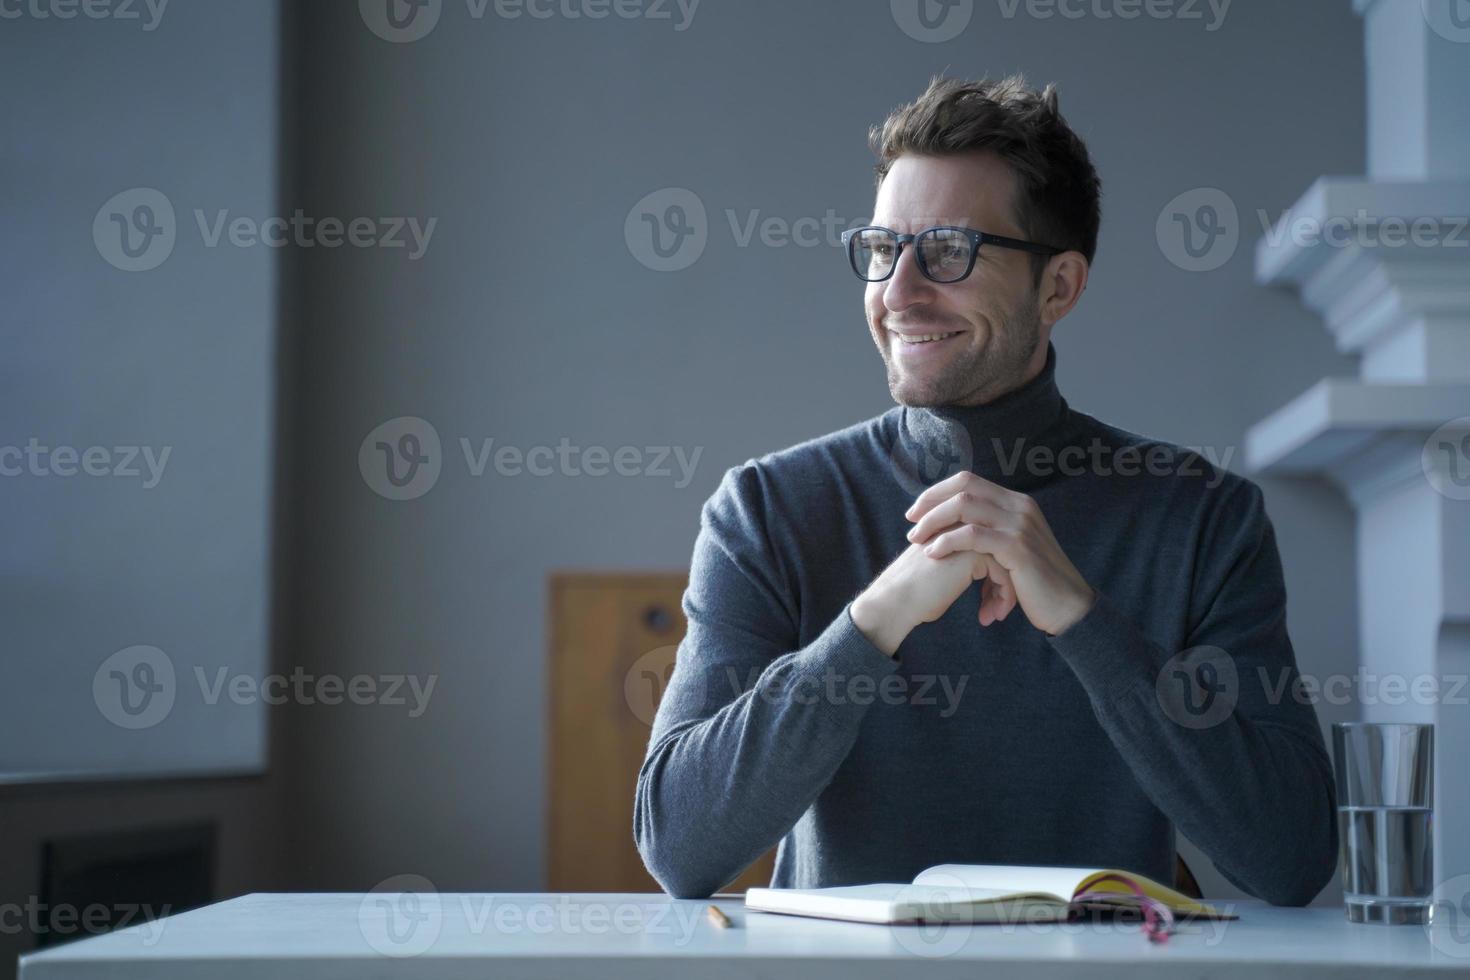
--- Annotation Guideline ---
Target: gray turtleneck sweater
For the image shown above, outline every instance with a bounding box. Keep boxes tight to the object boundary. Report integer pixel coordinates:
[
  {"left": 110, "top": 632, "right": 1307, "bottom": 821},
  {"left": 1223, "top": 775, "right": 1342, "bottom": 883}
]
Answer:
[{"left": 633, "top": 341, "right": 1338, "bottom": 905}]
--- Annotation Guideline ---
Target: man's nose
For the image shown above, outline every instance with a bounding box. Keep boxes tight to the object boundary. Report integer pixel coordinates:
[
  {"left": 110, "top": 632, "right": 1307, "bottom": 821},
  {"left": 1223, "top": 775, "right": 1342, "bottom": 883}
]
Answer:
[{"left": 882, "top": 241, "right": 934, "bottom": 311}]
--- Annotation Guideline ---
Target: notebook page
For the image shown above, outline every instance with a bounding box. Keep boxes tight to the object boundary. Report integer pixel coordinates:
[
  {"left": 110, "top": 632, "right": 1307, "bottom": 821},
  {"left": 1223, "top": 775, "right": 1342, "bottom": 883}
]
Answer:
[
  {"left": 745, "top": 882, "right": 1068, "bottom": 924},
  {"left": 912, "top": 863, "right": 1097, "bottom": 902},
  {"left": 915, "top": 864, "right": 1232, "bottom": 918}
]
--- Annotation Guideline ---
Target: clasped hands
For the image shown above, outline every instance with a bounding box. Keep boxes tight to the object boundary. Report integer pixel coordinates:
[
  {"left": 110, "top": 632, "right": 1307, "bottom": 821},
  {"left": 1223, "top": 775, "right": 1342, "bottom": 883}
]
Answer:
[{"left": 850, "top": 470, "right": 1097, "bottom": 657}]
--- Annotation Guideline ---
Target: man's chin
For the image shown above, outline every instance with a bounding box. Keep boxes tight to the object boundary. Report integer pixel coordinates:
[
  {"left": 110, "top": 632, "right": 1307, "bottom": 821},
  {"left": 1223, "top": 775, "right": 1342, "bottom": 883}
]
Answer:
[{"left": 888, "top": 372, "right": 957, "bottom": 408}]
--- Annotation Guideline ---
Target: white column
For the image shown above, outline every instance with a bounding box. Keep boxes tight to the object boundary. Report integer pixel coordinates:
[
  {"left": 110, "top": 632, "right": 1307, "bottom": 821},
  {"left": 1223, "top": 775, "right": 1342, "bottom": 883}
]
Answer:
[{"left": 1247, "top": 0, "right": 1470, "bottom": 898}]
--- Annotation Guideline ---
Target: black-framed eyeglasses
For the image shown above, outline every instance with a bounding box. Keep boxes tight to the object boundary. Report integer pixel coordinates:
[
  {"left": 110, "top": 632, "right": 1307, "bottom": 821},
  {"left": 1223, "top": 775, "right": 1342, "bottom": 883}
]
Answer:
[{"left": 839, "top": 225, "right": 1062, "bottom": 283}]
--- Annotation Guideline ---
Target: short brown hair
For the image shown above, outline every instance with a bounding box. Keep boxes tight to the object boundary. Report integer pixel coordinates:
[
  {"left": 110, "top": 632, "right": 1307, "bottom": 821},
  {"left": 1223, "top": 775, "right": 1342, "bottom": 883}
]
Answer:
[{"left": 868, "top": 74, "right": 1102, "bottom": 284}]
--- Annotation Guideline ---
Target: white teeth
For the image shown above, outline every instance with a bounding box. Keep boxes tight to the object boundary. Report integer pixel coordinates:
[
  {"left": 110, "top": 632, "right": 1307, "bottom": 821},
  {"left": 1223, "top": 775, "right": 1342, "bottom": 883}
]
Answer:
[{"left": 899, "top": 332, "right": 958, "bottom": 344}]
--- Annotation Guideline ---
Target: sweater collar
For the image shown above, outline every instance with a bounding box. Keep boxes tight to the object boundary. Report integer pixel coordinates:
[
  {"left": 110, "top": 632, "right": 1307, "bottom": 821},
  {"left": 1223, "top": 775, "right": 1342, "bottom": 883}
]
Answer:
[{"left": 892, "top": 339, "right": 1069, "bottom": 491}]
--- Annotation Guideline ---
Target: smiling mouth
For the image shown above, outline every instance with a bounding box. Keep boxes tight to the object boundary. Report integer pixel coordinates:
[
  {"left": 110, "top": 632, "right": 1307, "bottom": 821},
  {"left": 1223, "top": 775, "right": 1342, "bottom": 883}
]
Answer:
[{"left": 894, "top": 330, "right": 963, "bottom": 345}]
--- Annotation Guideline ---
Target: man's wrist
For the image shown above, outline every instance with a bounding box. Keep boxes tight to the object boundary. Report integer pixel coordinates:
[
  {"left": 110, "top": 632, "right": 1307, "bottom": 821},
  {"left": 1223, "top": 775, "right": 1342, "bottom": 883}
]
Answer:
[
  {"left": 850, "top": 587, "right": 912, "bottom": 658},
  {"left": 1048, "top": 584, "right": 1097, "bottom": 637}
]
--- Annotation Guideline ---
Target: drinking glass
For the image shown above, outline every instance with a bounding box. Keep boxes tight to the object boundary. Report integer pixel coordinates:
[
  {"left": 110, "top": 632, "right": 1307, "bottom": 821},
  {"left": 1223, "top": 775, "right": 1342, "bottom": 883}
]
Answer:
[{"left": 1332, "top": 722, "right": 1434, "bottom": 924}]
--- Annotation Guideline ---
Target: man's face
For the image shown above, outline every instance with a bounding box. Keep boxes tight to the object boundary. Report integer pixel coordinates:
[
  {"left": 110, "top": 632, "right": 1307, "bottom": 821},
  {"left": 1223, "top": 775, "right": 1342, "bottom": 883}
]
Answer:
[{"left": 865, "top": 151, "right": 1049, "bottom": 408}]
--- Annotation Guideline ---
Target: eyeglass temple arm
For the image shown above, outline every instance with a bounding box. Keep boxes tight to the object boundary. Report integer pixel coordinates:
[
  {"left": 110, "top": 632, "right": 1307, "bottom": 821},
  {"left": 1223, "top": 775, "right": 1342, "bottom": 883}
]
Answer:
[{"left": 977, "top": 231, "right": 1063, "bottom": 256}]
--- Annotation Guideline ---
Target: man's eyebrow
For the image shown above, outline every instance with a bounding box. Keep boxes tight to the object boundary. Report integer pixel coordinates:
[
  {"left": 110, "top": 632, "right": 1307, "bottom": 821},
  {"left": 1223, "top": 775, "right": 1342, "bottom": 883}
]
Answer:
[{"left": 869, "top": 219, "right": 981, "bottom": 231}]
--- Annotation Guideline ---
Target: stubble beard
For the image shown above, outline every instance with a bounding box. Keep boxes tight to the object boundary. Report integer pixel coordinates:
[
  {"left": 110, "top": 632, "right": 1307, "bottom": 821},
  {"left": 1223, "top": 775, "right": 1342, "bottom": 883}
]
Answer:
[{"left": 882, "top": 291, "right": 1042, "bottom": 408}]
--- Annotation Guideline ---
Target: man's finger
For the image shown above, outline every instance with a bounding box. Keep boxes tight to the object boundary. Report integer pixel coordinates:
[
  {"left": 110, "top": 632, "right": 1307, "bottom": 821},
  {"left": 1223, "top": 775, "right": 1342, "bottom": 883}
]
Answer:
[
  {"left": 905, "top": 470, "right": 981, "bottom": 520},
  {"left": 978, "top": 563, "right": 1017, "bottom": 625},
  {"left": 907, "top": 490, "right": 1013, "bottom": 545},
  {"left": 923, "top": 522, "right": 1017, "bottom": 563}
]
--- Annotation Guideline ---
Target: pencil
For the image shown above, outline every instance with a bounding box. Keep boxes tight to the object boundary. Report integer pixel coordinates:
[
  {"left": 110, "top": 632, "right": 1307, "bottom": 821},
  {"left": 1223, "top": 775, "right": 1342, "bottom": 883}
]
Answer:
[{"left": 706, "top": 904, "right": 733, "bottom": 929}]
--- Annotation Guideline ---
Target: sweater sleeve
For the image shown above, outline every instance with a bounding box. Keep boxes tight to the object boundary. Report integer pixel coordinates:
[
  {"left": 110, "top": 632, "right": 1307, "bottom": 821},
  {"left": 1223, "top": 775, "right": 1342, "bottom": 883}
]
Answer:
[
  {"left": 633, "top": 462, "right": 900, "bottom": 899},
  {"left": 1045, "top": 476, "right": 1339, "bottom": 906}
]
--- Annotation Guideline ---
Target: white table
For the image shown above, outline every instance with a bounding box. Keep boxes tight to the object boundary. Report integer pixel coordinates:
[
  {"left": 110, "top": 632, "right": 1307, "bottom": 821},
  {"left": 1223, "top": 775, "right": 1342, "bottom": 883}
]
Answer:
[{"left": 18, "top": 892, "right": 1470, "bottom": 979}]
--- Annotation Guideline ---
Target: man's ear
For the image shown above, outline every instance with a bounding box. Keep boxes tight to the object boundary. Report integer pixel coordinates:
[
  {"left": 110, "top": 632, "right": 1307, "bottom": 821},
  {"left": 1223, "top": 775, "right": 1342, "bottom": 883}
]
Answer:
[{"left": 1038, "top": 251, "right": 1089, "bottom": 327}]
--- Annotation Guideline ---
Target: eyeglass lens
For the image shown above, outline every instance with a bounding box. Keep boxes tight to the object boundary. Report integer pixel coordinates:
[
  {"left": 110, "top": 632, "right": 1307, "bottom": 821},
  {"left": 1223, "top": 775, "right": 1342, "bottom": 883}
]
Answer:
[{"left": 849, "top": 228, "right": 973, "bottom": 282}]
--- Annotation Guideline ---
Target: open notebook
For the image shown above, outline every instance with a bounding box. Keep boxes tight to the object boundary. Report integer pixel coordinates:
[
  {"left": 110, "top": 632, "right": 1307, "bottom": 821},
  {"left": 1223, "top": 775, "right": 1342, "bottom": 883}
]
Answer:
[{"left": 744, "top": 864, "right": 1236, "bottom": 925}]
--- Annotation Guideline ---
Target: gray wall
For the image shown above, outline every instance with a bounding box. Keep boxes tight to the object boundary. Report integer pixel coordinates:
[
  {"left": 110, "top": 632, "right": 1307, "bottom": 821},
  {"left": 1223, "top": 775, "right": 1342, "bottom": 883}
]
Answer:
[{"left": 283, "top": 0, "right": 1363, "bottom": 904}]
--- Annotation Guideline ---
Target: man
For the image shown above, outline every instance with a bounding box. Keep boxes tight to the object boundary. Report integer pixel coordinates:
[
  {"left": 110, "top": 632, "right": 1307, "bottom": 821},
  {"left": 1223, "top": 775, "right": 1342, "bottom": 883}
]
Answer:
[{"left": 633, "top": 75, "right": 1338, "bottom": 905}]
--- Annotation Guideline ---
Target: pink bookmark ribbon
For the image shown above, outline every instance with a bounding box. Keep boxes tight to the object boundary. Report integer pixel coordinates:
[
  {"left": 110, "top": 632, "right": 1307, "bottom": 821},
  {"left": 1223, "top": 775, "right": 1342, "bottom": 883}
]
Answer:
[{"left": 1068, "top": 873, "right": 1176, "bottom": 944}]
